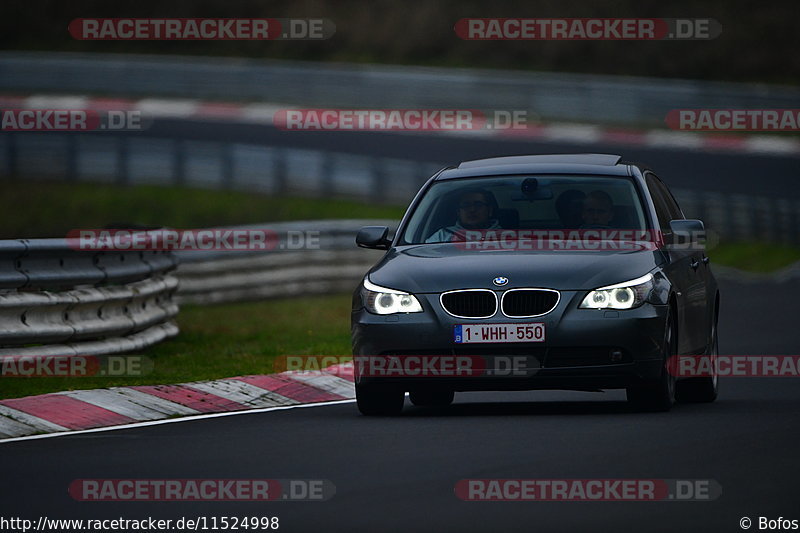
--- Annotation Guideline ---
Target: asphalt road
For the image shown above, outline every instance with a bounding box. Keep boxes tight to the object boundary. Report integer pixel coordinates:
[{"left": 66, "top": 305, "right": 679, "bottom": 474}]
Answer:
[{"left": 1, "top": 278, "right": 799, "bottom": 533}]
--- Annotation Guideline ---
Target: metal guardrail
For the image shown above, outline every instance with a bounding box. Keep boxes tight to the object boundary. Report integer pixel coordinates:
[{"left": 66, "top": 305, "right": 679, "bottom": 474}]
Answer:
[
  {"left": 0, "top": 242, "right": 179, "bottom": 357},
  {"left": 173, "top": 220, "right": 390, "bottom": 305},
  {"left": 0, "top": 221, "right": 391, "bottom": 356},
  {"left": 2, "top": 132, "right": 799, "bottom": 245},
  {"left": 2, "top": 52, "right": 799, "bottom": 127}
]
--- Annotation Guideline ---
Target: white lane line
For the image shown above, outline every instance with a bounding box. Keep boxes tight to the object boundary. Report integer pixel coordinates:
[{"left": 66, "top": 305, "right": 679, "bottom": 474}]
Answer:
[
  {"left": 0, "top": 404, "right": 68, "bottom": 433},
  {"left": 60, "top": 390, "right": 168, "bottom": 421},
  {"left": 284, "top": 372, "right": 356, "bottom": 398},
  {"left": 112, "top": 388, "right": 201, "bottom": 416},
  {"left": 0, "top": 414, "right": 42, "bottom": 438},
  {"left": 189, "top": 379, "right": 297, "bottom": 407},
  {"left": 0, "top": 398, "right": 356, "bottom": 444}
]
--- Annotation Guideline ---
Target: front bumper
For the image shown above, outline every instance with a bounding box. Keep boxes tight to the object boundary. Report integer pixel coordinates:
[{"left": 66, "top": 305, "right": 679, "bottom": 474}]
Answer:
[{"left": 351, "top": 290, "right": 668, "bottom": 392}]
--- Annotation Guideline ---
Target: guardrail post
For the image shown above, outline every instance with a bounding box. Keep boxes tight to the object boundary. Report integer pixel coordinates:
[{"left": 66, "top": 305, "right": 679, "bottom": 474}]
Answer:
[
  {"left": 65, "top": 134, "right": 78, "bottom": 181},
  {"left": 321, "top": 151, "right": 334, "bottom": 197},
  {"left": 371, "top": 157, "right": 385, "bottom": 203},
  {"left": 273, "top": 148, "right": 287, "bottom": 195},
  {"left": 693, "top": 190, "right": 707, "bottom": 228},
  {"left": 221, "top": 143, "right": 234, "bottom": 189},
  {"left": 768, "top": 197, "right": 784, "bottom": 244},
  {"left": 173, "top": 139, "right": 186, "bottom": 186},
  {"left": 116, "top": 136, "right": 130, "bottom": 186},
  {"left": 723, "top": 193, "right": 737, "bottom": 242},
  {"left": 749, "top": 197, "right": 762, "bottom": 243}
]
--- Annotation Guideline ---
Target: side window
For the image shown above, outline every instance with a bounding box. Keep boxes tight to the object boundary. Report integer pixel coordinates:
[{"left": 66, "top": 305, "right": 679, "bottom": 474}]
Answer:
[
  {"left": 653, "top": 176, "right": 683, "bottom": 221},
  {"left": 645, "top": 174, "right": 672, "bottom": 232}
]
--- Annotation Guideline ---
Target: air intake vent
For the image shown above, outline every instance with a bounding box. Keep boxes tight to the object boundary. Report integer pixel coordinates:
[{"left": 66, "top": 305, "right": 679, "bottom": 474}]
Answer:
[
  {"left": 501, "top": 289, "right": 559, "bottom": 318},
  {"left": 440, "top": 290, "right": 497, "bottom": 319}
]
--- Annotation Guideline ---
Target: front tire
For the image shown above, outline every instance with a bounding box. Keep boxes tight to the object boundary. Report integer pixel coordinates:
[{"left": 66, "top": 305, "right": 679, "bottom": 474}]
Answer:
[
  {"left": 627, "top": 309, "right": 677, "bottom": 412},
  {"left": 356, "top": 383, "right": 404, "bottom": 416},
  {"left": 676, "top": 307, "right": 719, "bottom": 403}
]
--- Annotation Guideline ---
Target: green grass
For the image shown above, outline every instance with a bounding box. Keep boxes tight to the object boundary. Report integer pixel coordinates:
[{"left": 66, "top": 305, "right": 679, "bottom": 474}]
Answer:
[
  {"left": 0, "top": 180, "right": 405, "bottom": 239},
  {"left": 709, "top": 242, "right": 800, "bottom": 273},
  {"left": 0, "top": 294, "right": 354, "bottom": 400}
]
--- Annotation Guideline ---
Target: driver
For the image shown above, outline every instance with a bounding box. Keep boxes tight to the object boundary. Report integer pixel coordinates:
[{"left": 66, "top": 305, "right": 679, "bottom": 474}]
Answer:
[
  {"left": 426, "top": 189, "right": 501, "bottom": 243},
  {"left": 580, "top": 190, "right": 615, "bottom": 229}
]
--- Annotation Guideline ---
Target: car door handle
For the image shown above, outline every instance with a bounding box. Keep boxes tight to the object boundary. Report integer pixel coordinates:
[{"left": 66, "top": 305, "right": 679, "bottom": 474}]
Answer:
[{"left": 690, "top": 259, "right": 700, "bottom": 270}]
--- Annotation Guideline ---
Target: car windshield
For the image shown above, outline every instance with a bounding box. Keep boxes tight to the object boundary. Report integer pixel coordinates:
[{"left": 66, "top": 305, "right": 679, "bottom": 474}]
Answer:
[{"left": 399, "top": 175, "right": 649, "bottom": 245}]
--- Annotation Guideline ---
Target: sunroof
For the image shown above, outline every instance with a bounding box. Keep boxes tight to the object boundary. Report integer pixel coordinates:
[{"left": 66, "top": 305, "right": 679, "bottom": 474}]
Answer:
[{"left": 457, "top": 154, "right": 623, "bottom": 169}]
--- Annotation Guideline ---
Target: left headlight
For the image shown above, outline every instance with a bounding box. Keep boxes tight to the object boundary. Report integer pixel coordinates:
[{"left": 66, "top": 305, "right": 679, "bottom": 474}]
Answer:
[
  {"left": 362, "top": 278, "right": 423, "bottom": 315},
  {"left": 579, "top": 273, "right": 654, "bottom": 310}
]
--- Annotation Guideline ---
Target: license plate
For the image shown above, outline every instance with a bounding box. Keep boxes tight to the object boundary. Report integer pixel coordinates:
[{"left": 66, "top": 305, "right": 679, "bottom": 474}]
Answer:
[{"left": 454, "top": 323, "right": 545, "bottom": 344}]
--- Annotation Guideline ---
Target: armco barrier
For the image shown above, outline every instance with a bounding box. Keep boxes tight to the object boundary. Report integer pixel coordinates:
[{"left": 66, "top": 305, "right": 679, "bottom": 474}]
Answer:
[
  {"left": 1, "top": 52, "right": 799, "bottom": 127},
  {"left": 173, "top": 220, "right": 390, "bottom": 305},
  {"left": 2, "top": 132, "right": 798, "bottom": 245},
  {"left": 0, "top": 220, "right": 391, "bottom": 356},
  {"left": 0, "top": 240, "right": 179, "bottom": 357}
]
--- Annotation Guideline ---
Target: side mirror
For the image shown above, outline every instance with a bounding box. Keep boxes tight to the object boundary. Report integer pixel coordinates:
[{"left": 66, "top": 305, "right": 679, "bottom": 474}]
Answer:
[
  {"left": 669, "top": 219, "right": 705, "bottom": 249},
  {"left": 356, "top": 226, "right": 392, "bottom": 250}
]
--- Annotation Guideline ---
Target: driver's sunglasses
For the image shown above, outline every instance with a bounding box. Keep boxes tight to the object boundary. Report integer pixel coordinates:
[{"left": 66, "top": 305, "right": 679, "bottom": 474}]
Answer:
[{"left": 459, "top": 201, "right": 489, "bottom": 210}]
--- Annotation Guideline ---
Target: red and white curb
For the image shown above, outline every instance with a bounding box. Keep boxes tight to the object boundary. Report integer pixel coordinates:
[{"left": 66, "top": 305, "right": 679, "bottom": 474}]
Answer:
[
  {"left": 1, "top": 93, "right": 798, "bottom": 157},
  {"left": 0, "top": 364, "right": 355, "bottom": 441}
]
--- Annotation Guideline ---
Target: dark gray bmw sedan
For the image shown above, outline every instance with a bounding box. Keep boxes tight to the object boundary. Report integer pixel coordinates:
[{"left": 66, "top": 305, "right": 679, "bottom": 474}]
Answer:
[{"left": 352, "top": 154, "right": 718, "bottom": 415}]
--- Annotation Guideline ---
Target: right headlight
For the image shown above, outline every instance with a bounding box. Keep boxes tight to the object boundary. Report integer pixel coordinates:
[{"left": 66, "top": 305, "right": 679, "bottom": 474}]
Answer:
[
  {"left": 579, "top": 273, "right": 654, "bottom": 310},
  {"left": 362, "top": 278, "right": 423, "bottom": 315}
]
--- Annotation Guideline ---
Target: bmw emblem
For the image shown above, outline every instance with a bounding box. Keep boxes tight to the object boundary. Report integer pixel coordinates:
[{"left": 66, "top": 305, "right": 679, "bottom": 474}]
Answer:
[{"left": 493, "top": 276, "right": 509, "bottom": 286}]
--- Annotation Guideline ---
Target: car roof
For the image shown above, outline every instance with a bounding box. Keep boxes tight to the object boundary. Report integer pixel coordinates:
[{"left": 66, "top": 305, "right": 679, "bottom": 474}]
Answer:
[{"left": 436, "top": 153, "right": 632, "bottom": 180}]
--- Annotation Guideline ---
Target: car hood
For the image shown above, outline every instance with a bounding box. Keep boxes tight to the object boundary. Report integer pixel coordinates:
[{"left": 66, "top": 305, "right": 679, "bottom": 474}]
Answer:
[{"left": 367, "top": 243, "right": 664, "bottom": 293}]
